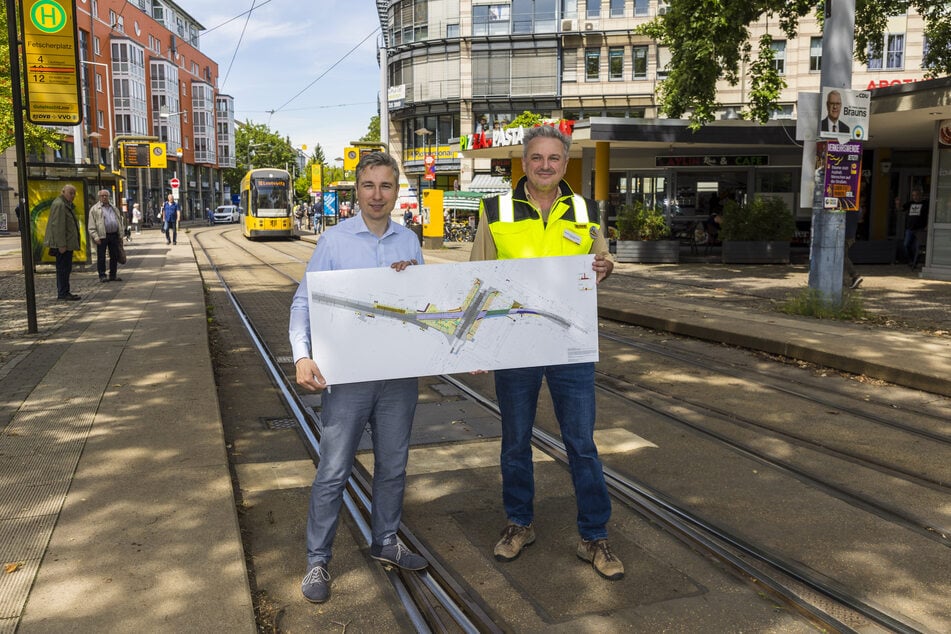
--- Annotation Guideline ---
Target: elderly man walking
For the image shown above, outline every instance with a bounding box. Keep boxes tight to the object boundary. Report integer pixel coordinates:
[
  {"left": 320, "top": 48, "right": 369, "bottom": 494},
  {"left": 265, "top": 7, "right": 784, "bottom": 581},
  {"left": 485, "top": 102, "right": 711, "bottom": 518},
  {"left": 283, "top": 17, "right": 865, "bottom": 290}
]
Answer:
[{"left": 88, "top": 189, "right": 125, "bottom": 282}]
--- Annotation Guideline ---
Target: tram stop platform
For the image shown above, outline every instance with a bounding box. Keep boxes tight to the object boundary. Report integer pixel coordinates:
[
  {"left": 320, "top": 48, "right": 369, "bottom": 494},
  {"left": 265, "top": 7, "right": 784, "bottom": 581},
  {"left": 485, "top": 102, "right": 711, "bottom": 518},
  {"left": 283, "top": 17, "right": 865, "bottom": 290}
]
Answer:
[
  {"left": 0, "top": 227, "right": 950, "bottom": 632},
  {"left": 0, "top": 227, "right": 255, "bottom": 633}
]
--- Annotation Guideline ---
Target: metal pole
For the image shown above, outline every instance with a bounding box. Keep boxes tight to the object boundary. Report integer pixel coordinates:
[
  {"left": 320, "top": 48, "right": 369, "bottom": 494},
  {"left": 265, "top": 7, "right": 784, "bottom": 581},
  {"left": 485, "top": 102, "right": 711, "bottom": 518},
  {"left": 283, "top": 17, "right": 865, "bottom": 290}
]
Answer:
[
  {"left": 807, "top": 0, "right": 855, "bottom": 306},
  {"left": 7, "top": 0, "right": 38, "bottom": 333}
]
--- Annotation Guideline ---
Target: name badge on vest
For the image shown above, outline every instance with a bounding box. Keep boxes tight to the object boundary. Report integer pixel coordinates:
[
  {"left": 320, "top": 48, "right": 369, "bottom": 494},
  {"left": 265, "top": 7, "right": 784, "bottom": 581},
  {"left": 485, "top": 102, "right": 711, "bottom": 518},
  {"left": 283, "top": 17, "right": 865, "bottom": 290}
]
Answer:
[{"left": 564, "top": 229, "right": 582, "bottom": 245}]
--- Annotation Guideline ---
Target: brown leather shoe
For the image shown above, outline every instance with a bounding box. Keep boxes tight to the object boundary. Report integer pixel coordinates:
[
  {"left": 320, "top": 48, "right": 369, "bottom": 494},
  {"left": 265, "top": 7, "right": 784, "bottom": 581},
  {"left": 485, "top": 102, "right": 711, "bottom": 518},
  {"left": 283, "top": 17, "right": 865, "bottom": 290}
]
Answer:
[
  {"left": 493, "top": 523, "right": 535, "bottom": 561},
  {"left": 577, "top": 538, "right": 624, "bottom": 580}
]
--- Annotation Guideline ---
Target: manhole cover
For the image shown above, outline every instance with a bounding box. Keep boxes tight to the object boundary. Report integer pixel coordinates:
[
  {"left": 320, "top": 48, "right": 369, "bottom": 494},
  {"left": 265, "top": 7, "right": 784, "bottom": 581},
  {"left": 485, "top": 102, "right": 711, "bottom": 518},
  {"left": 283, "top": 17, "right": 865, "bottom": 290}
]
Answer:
[{"left": 261, "top": 417, "right": 297, "bottom": 430}]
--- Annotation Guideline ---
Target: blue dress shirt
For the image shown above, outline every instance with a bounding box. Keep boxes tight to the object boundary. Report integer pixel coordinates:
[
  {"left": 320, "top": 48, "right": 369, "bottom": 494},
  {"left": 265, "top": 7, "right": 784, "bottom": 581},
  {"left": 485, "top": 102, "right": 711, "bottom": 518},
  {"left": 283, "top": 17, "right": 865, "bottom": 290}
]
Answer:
[{"left": 289, "top": 212, "right": 424, "bottom": 364}]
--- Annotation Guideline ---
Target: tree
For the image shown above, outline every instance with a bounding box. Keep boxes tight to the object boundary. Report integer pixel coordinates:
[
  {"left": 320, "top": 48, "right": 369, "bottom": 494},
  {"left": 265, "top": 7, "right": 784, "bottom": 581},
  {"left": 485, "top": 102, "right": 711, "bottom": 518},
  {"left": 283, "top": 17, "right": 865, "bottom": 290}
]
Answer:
[
  {"left": 223, "top": 121, "right": 297, "bottom": 193},
  {"left": 638, "top": 1, "right": 951, "bottom": 129},
  {"left": 1, "top": 3, "right": 68, "bottom": 153},
  {"left": 359, "top": 115, "right": 380, "bottom": 143}
]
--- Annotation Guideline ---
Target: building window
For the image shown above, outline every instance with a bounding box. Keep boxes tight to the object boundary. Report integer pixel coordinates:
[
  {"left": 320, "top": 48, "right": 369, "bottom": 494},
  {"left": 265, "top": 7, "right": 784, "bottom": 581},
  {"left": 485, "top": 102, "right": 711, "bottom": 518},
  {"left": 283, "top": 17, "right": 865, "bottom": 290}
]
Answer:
[
  {"left": 632, "top": 45, "right": 648, "bottom": 79},
  {"left": 886, "top": 33, "right": 904, "bottom": 69},
  {"left": 472, "top": 4, "right": 510, "bottom": 36},
  {"left": 634, "top": 0, "right": 649, "bottom": 16},
  {"left": 657, "top": 45, "right": 671, "bottom": 77},
  {"left": 609, "top": 0, "right": 624, "bottom": 18},
  {"left": 93, "top": 36, "right": 101, "bottom": 56},
  {"left": 770, "top": 40, "right": 785, "bottom": 75},
  {"left": 447, "top": 23, "right": 459, "bottom": 38},
  {"left": 809, "top": 37, "right": 822, "bottom": 72},
  {"left": 922, "top": 37, "right": 931, "bottom": 68},
  {"left": 586, "top": 0, "right": 600, "bottom": 19},
  {"left": 608, "top": 47, "right": 623, "bottom": 80},
  {"left": 585, "top": 48, "right": 600, "bottom": 80},
  {"left": 867, "top": 42, "right": 883, "bottom": 69}
]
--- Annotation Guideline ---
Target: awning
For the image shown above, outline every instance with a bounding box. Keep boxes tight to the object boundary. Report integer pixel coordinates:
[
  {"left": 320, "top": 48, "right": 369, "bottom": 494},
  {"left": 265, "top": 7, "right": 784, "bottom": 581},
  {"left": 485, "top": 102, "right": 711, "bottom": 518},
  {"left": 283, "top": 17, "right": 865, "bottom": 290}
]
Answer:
[
  {"left": 443, "top": 191, "right": 485, "bottom": 211},
  {"left": 468, "top": 173, "right": 510, "bottom": 194}
]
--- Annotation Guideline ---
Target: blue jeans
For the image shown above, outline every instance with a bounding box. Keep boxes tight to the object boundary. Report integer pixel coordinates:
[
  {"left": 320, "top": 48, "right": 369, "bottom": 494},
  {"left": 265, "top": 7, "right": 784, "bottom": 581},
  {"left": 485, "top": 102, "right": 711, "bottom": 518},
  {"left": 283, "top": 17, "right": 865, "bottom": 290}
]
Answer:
[
  {"left": 904, "top": 229, "right": 920, "bottom": 267},
  {"left": 306, "top": 378, "right": 418, "bottom": 566},
  {"left": 494, "top": 363, "right": 611, "bottom": 541}
]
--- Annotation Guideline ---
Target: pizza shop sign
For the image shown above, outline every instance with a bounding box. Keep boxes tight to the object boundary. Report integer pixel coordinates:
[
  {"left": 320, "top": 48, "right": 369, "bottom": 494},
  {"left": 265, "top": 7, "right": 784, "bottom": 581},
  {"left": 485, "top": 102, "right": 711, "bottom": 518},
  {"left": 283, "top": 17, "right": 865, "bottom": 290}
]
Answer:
[{"left": 460, "top": 119, "right": 576, "bottom": 151}]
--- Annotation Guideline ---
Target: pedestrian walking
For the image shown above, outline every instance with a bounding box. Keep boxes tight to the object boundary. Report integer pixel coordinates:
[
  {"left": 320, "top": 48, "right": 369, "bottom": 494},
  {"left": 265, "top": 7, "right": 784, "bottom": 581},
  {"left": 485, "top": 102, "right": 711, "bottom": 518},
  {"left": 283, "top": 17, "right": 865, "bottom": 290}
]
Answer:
[
  {"left": 132, "top": 203, "right": 142, "bottom": 234},
  {"left": 162, "top": 194, "right": 179, "bottom": 245},
  {"left": 88, "top": 189, "right": 125, "bottom": 282}
]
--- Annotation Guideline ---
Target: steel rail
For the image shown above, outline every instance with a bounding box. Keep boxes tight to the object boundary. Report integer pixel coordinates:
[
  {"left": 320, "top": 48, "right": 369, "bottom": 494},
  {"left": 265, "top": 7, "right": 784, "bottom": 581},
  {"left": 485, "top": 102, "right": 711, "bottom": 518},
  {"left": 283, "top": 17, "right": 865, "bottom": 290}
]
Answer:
[
  {"left": 194, "top": 232, "right": 499, "bottom": 633},
  {"left": 439, "top": 373, "right": 928, "bottom": 634}
]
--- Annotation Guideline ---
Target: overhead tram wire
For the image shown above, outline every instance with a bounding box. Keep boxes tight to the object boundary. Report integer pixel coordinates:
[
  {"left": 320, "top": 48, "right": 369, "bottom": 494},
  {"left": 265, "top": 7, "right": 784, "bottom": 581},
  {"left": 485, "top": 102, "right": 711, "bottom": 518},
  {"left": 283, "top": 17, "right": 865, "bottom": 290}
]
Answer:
[
  {"left": 267, "top": 27, "right": 381, "bottom": 116},
  {"left": 220, "top": 0, "right": 260, "bottom": 90}
]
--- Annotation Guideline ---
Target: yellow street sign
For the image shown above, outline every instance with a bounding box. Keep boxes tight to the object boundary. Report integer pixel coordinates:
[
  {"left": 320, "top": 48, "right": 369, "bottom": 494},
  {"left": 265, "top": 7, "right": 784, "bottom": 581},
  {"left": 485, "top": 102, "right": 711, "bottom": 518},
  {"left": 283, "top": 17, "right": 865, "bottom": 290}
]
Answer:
[{"left": 21, "top": 0, "right": 83, "bottom": 125}]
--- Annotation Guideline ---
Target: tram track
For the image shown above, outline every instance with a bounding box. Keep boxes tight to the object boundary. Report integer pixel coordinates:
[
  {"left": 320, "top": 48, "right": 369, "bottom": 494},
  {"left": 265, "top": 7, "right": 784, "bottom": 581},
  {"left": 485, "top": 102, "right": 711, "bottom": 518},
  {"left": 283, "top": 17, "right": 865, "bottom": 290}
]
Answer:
[
  {"left": 194, "top": 229, "right": 500, "bottom": 633},
  {"left": 195, "top": 227, "right": 947, "bottom": 631},
  {"left": 440, "top": 374, "right": 925, "bottom": 633}
]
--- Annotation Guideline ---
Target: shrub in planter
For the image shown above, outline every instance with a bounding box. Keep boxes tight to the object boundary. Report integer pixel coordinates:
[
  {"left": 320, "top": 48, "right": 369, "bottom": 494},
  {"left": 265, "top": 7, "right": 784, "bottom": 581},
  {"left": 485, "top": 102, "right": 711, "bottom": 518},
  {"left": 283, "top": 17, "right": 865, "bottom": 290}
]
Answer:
[
  {"left": 719, "top": 196, "right": 795, "bottom": 242},
  {"left": 720, "top": 196, "right": 796, "bottom": 264},
  {"left": 616, "top": 201, "right": 670, "bottom": 241},
  {"left": 614, "top": 201, "right": 679, "bottom": 263}
]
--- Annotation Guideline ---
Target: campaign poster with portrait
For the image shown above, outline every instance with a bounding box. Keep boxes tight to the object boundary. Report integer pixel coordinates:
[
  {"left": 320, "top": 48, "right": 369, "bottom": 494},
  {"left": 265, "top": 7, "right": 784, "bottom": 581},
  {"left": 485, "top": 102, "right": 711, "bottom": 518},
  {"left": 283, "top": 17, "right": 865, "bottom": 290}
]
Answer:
[{"left": 818, "top": 88, "right": 871, "bottom": 142}]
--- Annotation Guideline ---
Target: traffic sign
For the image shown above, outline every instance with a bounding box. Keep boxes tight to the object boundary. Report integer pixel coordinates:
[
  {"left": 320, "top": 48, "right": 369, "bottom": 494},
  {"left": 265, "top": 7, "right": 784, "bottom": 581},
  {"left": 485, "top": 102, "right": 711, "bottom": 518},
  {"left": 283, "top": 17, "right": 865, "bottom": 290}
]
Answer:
[{"left": 170, "top": 177, "right": 180, "bottom": 189}]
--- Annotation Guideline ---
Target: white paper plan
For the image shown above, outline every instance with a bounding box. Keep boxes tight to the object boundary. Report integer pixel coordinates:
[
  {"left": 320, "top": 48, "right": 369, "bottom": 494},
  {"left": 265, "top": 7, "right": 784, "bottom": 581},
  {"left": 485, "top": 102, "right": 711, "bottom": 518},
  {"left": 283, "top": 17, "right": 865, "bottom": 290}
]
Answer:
[{"left": 306, "top": 254, "right": 599, "bottom": 384}]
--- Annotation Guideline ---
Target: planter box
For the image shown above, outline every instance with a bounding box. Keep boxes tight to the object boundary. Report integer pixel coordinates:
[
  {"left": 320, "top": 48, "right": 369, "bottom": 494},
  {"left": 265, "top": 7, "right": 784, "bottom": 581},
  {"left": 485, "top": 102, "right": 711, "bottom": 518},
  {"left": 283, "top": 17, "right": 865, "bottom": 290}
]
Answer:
[
  {"left": 849, "top": 239, "right": 897, "bottom": 264},
  {"left": 721, "top": 240, "right": 790, "bottom": 264},
  {"left": 615, "top": 240, "right": 680, "bottom": 263}
]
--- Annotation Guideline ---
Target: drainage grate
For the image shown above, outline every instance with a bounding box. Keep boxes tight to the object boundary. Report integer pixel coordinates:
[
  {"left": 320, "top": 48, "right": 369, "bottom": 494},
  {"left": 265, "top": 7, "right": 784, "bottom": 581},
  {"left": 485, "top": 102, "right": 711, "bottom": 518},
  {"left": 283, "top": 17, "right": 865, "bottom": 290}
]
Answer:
[{"left": 261, "top": 417, "right": 297, "bottom": 430}]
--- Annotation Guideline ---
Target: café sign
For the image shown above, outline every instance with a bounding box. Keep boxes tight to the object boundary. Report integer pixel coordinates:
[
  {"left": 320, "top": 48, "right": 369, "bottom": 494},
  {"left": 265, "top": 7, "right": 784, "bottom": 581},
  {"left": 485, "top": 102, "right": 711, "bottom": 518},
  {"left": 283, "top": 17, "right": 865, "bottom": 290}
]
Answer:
[{"left": 655, "top": 155, "right": 769, "bottom": 167}]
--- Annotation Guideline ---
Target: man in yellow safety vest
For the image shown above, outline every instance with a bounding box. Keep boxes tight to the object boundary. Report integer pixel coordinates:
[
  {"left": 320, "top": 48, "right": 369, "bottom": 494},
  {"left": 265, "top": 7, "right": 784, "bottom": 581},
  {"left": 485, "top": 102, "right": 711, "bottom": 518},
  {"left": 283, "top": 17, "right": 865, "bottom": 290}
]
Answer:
[{"left": 469, "top": 124, "right": 623, "bottom": 581}]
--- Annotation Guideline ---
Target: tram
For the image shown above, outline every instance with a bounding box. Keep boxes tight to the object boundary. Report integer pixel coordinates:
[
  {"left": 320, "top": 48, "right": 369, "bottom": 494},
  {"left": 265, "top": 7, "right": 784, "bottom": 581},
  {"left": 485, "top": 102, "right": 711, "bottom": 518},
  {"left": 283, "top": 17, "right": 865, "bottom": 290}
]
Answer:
[{"left": 240, "top": 168, "right": 294, "bottom": 239}]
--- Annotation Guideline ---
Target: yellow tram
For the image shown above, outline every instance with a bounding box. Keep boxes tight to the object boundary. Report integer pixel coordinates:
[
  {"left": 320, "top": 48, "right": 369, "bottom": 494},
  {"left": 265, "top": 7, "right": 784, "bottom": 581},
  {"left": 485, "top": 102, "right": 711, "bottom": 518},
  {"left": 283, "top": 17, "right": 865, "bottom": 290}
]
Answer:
[{"left": 240, "top": 168, "right": 294, "bottom": 239}]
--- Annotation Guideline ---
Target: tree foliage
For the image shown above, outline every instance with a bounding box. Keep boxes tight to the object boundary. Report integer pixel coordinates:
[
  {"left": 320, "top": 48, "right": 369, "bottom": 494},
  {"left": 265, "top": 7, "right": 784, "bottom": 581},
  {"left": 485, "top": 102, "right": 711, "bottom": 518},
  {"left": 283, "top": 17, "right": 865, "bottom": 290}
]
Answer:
[
  {"left": 1, "top": 3, "right": 68, "bottom": 153},
  {"left": 359, "top": 115, "right": 380, "bottom": 143},
  {"left": 638, "top": 1, "right": 951, "bottom": 129}
]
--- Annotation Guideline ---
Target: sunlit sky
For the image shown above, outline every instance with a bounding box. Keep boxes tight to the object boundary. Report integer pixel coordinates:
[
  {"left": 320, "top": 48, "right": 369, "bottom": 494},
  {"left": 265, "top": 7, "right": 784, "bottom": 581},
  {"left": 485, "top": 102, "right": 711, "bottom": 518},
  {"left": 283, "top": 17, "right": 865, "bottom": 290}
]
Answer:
[{"left": 183, "top": 0, "right": 382, "bottom": 160}]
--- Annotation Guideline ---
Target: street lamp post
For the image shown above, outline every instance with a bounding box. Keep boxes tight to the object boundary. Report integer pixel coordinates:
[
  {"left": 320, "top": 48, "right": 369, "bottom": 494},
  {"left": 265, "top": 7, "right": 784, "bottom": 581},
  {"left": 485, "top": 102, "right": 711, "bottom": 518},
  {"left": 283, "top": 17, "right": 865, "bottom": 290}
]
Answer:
[
  {"left": 334, "top": 157, "right": 344, "bottom": 223},
  {"left": 80, "top": 60, "right": 114, "bottom": 171}
]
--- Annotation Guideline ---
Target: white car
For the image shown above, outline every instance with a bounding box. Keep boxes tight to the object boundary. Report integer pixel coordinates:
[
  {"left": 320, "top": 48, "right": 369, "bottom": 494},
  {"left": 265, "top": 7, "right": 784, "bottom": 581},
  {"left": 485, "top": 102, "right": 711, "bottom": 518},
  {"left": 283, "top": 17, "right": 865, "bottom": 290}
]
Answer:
[{"left": 213, "top": 205, "right": 241, "bottom": 224}]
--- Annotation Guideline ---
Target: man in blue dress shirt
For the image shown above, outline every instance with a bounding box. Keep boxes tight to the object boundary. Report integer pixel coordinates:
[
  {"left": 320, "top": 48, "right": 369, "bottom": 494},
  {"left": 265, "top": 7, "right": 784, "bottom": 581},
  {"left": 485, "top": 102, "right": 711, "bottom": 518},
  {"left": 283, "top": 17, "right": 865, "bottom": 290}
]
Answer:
[{"left": 288, "top": 151, "right": 426, "bottom": 604}]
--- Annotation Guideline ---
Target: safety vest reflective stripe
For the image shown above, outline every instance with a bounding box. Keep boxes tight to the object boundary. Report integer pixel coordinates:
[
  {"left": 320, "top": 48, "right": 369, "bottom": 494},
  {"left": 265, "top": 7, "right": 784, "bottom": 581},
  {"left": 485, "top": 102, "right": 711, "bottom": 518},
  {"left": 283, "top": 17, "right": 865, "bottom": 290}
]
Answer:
[{"left": 497, "top": 193, "right": 589, "bottom": 222}]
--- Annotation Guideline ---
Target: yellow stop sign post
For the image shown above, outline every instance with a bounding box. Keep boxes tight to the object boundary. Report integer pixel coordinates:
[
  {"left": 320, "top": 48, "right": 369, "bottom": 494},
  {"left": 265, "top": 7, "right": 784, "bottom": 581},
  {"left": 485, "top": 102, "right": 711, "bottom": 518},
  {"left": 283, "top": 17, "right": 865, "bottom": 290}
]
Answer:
[{"left": 20, "top": 0, "right": 83, "bottom": 125}]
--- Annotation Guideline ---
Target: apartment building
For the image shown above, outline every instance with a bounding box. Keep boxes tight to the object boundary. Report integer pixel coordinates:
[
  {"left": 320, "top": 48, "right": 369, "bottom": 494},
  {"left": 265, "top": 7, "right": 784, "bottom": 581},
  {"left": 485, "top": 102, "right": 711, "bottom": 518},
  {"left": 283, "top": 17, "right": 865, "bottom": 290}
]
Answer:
[
  {"left": 378, "top": 1, "right": 951, "bottom": 277},
  {"left": 1, "top": 0, "right": 235, "bottom": 228}
]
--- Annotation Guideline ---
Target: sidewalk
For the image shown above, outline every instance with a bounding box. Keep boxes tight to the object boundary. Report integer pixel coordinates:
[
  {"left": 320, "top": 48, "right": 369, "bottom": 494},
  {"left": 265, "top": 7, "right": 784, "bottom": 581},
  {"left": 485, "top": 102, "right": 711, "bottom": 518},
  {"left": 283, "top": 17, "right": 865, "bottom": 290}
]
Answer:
[
  {"left": 418, "top": 240, "right": 951, "bottom": 397},
  {"left": 0, "top": 228, "right": 255, "bottom": 633}
]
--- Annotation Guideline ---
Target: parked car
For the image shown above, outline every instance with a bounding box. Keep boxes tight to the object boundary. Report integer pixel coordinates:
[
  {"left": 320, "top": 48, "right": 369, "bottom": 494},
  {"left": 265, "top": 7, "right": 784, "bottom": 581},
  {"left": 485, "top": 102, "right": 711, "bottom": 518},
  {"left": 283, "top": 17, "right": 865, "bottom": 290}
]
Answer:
[{"left": 213, "top": 205, "right": 241, "bottom": 224}]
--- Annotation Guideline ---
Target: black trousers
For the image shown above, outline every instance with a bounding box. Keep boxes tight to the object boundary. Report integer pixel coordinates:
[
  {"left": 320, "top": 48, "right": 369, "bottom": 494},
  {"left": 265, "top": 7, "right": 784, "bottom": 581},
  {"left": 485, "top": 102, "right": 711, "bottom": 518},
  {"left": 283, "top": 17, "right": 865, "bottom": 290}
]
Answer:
[
  {"left": 55, "top": 249, "right": 73, "bottom": 298},
  {"left": 96, "top": 231, "right": 121, "bottom": 279}
]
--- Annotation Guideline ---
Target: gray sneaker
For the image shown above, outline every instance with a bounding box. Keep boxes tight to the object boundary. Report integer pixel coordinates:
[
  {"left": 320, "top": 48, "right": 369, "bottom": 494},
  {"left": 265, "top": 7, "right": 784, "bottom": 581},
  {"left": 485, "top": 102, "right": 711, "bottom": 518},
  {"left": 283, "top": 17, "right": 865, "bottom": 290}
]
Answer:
[
  {"left": 301, "top": 563, "right": 331, "bottom": 603},
  {"left": 371, "top": 542, "right": 428, "bottom": 570},
  {"left": 494, "top": 523, "right": 536, "bottom": 562},
  {"left": 577, "top": 538, "right": 624, "bottom": 580}
]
